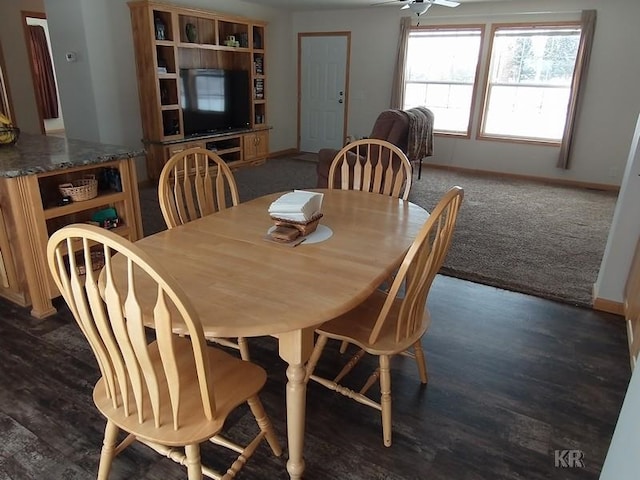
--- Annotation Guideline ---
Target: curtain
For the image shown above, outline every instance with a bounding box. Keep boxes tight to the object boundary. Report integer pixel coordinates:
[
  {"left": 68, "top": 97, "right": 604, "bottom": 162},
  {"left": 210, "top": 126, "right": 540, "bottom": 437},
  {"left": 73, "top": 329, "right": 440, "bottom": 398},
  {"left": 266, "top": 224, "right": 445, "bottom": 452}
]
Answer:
[
  {"left": 28, "top": 25, "right": 59, "bottom": 119},
  {"left": 0, "top": 40, "right": 11, "bottom": 120},
  {"left": 557, "top": 10, "right": 596, "bottom": 169},
  {"left": 390, "top": 16, "right": 411, "bottom": 109}
]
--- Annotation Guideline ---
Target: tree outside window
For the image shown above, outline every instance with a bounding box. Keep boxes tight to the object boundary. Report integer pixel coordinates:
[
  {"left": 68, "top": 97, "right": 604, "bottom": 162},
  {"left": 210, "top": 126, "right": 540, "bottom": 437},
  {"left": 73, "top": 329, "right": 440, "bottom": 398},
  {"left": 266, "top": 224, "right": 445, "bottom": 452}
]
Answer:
[{"left": 481, "top": 26, "right": 581, "bottom": 142}]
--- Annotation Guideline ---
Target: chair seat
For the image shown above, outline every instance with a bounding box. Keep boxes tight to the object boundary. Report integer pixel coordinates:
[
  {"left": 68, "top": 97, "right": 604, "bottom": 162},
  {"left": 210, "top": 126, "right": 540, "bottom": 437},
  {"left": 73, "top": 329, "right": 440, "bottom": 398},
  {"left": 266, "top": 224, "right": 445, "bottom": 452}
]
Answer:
[
  {"left": 316, "top": 289, "right": 431, "bottom": 356},
  {"left": 94, "top": 337, "right": 266, "bottom": 447}
]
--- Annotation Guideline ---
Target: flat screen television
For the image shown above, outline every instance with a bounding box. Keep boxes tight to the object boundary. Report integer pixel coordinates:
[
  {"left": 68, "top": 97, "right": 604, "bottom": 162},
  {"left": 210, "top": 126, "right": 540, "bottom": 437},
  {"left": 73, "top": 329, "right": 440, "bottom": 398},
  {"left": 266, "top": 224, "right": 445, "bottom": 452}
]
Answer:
[{"left": 179, "top": 68, "right": 250, "bottom": 137}]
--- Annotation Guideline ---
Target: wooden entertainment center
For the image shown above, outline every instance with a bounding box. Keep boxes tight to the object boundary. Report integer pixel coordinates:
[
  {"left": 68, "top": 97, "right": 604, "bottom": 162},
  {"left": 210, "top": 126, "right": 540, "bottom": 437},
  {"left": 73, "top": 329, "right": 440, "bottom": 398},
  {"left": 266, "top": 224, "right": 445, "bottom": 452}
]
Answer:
[{"left": 128, "top": 1, "right": 269, "bottom": 181}]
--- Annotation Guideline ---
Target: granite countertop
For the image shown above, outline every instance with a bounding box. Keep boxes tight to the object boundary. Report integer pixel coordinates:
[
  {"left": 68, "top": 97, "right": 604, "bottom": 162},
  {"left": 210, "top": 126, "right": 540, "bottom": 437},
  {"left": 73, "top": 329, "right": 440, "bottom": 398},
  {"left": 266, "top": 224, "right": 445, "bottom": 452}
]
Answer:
[{"left": 0, "top": 133, "right": 145, "bottom": 178}]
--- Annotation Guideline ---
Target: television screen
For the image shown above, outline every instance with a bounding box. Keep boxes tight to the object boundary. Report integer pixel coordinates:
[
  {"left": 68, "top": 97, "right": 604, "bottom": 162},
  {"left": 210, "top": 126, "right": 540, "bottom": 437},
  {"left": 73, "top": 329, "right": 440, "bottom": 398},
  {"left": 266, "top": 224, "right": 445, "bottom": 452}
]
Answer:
[{"left": 179, "top": 68, "right": 250, "bottom": 136}]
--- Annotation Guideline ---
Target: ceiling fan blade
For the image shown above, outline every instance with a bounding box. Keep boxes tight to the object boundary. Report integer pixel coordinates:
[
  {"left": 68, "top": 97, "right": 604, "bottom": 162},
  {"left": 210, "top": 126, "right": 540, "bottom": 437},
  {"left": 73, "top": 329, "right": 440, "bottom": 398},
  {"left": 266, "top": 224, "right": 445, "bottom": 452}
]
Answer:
[
  {"left": 370, "top": 0, "right": 407, "bottom": 6},
  {"left": 431, "top": 0, "right": 460, "bottom": 7}
]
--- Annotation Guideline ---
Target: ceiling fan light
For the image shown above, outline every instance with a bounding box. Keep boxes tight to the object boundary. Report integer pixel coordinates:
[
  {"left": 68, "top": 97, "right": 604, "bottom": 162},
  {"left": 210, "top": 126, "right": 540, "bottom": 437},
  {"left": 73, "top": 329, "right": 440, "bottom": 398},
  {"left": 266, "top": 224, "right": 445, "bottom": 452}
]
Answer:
[{"left": 409, "top": 3, "right": 432, "bottom": 16}]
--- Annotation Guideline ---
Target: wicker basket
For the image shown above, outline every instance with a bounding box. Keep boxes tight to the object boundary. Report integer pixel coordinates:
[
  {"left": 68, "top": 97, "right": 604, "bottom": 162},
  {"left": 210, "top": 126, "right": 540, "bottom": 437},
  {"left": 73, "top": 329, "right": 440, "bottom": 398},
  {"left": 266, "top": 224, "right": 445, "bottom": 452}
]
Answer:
[
  {"left": 271, "top": 213, "right": 323, "bottom": 236},
  {"left": 59, "top": 175, "right": 98, "bottom": 202},
  {"left": 75, "top": 250, "right": 105, "bottom": 275}
]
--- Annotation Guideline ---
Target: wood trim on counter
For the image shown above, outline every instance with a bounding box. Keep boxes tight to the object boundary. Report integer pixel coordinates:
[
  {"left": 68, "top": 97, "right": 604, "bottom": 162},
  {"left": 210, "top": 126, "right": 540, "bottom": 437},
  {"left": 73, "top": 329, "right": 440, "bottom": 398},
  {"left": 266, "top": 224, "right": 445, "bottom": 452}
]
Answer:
[{"left": 2, "top": 175, "right": 56, "bottom": 317}]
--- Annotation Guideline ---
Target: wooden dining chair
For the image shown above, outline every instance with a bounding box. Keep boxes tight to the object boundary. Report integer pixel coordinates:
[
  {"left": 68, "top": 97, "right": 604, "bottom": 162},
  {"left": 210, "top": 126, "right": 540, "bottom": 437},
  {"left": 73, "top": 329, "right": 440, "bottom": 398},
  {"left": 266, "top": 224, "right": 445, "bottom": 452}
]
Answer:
[
  {"left": 329, "top": 138, "right": 414, "bottom": 353},
  {"left": 304, "top": 186, "right": 464, "bottom": 447},
  {"left": 47, "top": 224, "right": 281, "bottom": 479},
  {"left": 158, "top": 146, "right": 240, "bottom": 228},
  {"left": 158, "top": 147, "right": 250, "bottom": 360},
  {"left": 327, "top": 138, "right": 413, "bottom": 200}
]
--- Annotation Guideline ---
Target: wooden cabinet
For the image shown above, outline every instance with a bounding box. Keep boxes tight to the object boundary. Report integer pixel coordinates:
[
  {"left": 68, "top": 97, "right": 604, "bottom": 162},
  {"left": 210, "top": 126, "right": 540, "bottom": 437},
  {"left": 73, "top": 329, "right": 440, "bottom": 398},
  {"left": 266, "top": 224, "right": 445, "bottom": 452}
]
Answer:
[
  {"left": 0, "top": 158, "right": 143, "bottom": 318},
  {"left": 129, "top": 1, "right": 269, "bottom": 181},
  {"left": 0, "top": 206, "right": 23, "bottom": 306},
  {"left": 243, "top": 129, "right": 269, "bottom": 162}
]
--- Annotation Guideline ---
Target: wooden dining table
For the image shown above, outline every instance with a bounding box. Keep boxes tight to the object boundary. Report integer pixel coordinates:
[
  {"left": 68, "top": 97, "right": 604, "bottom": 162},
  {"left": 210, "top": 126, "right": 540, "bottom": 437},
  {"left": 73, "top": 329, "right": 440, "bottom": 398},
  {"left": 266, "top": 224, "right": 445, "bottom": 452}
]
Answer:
[{"left": 120, "top": 188, "right": 429, "bottom": 479}]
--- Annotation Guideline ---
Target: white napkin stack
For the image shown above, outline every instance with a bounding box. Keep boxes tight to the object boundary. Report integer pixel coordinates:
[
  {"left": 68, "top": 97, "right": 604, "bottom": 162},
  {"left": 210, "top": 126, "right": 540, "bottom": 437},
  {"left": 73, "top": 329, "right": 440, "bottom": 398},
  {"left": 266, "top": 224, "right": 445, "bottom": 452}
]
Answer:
[{"left": 268, "top": 190, "right": 324, "bottom": 222}]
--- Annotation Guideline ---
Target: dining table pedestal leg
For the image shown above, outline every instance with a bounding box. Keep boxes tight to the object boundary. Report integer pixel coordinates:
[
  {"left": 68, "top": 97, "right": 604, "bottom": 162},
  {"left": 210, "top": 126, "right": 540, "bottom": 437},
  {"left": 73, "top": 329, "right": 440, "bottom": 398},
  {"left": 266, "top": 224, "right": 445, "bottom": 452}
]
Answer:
[{"left": 278, "top": 328, "right": 315, "bottom": 479}]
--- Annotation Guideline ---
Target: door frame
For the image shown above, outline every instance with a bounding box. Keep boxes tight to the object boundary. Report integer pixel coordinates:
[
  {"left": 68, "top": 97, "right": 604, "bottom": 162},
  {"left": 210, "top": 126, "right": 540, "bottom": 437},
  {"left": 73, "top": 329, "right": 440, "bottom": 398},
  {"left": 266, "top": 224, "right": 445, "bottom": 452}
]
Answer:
[
  {"left": 297, "top": 31, "right": 351, "bottom": 152},
  {"left": 21, "top": 10, "right": 48, "bottom": 134}
]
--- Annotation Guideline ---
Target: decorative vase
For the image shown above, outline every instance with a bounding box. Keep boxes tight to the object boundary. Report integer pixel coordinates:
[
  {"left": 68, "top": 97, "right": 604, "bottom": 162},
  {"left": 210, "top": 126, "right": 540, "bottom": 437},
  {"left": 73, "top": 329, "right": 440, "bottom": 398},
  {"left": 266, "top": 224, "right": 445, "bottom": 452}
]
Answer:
[{"left": 186, "top": 23, "right": 197, "bottom": 43}]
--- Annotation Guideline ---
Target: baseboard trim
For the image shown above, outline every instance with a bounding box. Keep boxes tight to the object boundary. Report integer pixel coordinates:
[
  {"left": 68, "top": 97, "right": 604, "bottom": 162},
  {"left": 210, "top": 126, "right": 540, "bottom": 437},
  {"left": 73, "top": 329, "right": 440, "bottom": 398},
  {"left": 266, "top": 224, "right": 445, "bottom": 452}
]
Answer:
[
  {"left": 593, "top": 297, "right": 624, "bottom": 315},
  {"left": 422, "top": 162, "right": 620, "bottom": 192}
]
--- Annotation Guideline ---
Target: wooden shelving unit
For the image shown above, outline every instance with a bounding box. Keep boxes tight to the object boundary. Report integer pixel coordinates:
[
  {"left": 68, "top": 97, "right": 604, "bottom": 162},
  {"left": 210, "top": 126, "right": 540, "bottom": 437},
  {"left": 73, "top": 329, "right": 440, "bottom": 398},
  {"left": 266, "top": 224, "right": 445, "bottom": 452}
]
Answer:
[
  {"left": 0, "top": 157, "right": 143, "bottom": 318},
  {"left": 128, "top": 1, "right": 270, "bottom": 181}
]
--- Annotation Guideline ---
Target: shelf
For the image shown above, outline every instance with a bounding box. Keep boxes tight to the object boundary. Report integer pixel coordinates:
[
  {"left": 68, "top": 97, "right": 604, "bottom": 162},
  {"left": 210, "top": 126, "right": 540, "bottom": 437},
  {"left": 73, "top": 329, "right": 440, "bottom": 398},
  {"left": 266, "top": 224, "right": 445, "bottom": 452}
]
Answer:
[
  {"left": 177, "top": 42, "right": 215, "bottom": 50},
  {"left": 176, "top": 43, "right": 250, "bottom": 53},
  {"left": 214, "top": 147, "right": 241, "bottom": 155},
  {"left": 217, "top": 46, "right": 250, "bottom": 53},
  {"left": 130, "top": 1, "right": 269, "bottom": 180},
  {"left": 44, "top": 192, "right": 126, "bottom": 220},
  {"left": 56, "top": 225, "right": 131, "bottom": 256}
]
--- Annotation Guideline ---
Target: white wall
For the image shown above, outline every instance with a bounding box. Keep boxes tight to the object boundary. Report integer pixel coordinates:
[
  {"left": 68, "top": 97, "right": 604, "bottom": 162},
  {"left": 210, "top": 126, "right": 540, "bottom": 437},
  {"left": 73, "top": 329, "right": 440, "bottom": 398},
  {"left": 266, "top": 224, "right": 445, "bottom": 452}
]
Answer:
[
  {"left": 3, "top": 0, "right": 640, "bottom": 186},
  {"left": 0, "top": 0, "right": 45, "bottom": 133},
  {"left": 293, "top": 0, "right": 640, "bottom": 186},
  {"left": 594, "top": 114, "right": 640, "bottom": 304},
  {"left": 41, "top": 0, "right": 293, "bottom": 181}
]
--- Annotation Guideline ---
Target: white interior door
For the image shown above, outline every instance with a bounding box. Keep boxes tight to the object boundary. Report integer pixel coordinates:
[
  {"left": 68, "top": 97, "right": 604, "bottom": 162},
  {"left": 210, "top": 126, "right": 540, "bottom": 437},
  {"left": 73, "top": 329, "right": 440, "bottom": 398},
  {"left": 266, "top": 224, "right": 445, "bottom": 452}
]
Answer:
[{"left": 299, "top": 34, "right": 349, "bottom": 153}]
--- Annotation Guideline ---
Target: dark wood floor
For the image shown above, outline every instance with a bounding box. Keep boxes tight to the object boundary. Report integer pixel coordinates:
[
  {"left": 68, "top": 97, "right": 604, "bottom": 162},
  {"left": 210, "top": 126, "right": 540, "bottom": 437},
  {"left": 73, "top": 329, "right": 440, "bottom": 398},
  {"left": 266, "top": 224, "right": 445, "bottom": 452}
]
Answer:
[{"left": 0, "top": 275, "right": 630, "bottom": 479}]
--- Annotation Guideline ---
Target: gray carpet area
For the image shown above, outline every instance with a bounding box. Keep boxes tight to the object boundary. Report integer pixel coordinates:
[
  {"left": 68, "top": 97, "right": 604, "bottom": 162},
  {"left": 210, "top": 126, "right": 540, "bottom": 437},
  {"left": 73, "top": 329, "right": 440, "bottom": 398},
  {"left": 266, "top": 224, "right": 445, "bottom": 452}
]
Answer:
[
  {"left": 408, "top": 168, "right": 617, "bottom": 308},
  {"left": 140, "top": 156, "right": 617, "bottom": 308}
]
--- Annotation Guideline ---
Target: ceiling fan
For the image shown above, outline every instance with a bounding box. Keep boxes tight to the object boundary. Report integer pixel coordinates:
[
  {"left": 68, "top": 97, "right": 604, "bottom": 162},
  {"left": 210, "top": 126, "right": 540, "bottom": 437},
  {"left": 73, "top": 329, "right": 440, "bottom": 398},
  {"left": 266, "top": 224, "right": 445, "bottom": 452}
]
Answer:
[{"left": 375, "top": 0, "right": 461, "bottom": 17}]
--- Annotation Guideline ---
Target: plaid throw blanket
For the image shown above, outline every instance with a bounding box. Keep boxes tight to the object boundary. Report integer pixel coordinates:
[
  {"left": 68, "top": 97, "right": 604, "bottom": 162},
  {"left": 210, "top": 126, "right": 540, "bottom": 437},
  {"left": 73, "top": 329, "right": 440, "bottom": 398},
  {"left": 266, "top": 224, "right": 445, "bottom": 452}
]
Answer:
[{"left": 405, "top": 107, "right": 434, "bottom": 161}]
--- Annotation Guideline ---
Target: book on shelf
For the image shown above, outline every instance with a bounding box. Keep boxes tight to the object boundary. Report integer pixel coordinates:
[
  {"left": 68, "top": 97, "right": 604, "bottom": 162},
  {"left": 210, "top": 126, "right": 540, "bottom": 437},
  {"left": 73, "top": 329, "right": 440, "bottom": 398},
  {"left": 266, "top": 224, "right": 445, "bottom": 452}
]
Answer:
[{"left": 254, "top": 57, "right": 264, "bottom": 74}]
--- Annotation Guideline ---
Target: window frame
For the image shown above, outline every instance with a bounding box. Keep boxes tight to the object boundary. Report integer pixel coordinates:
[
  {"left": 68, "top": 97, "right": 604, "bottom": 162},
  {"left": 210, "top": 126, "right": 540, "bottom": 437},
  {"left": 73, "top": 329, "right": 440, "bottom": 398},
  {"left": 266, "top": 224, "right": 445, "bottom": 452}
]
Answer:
[
  {"left": 404, "top": 24, "right": 485, "bottom": 138},
  {"left": 476, "top": 21, "right": 582, "bottom": 145}
]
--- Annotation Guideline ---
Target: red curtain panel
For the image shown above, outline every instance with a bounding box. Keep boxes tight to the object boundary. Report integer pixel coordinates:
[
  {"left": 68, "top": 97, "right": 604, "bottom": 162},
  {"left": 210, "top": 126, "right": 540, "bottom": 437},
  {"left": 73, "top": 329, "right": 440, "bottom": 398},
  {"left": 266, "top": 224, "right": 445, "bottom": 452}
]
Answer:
[{"left": 28, "top": 25, "right": 59, "bottom": 119}]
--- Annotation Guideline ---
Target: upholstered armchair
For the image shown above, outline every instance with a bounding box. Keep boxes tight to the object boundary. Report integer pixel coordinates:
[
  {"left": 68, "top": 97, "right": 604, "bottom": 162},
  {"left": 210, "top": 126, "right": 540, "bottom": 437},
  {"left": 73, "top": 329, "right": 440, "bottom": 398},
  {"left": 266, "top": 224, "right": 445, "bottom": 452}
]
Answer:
[
  {"left": 316, "top": 109, "right": 409, "bottom": 188},
  {"left": 316, "top": 107, "right": 433, "bottom": 187}
]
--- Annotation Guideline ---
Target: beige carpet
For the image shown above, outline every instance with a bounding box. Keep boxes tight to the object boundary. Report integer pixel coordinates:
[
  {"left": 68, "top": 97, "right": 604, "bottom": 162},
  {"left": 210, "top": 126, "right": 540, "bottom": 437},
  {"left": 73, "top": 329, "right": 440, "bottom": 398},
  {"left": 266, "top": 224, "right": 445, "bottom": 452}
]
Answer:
[
  {"left": 406, "top": 168, "right": 617, "bottom": 308},
  {"left": 140, "top": 156, "right": 617, "bottom": 308}
]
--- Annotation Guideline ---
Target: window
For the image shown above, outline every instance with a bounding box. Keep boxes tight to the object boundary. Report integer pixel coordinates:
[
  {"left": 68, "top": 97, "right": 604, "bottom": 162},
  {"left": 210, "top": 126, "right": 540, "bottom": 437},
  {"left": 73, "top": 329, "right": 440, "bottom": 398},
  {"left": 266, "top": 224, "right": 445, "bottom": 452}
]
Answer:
[
  {"left": 404, "top": 27, "right": 483, "bottom": 135},
  {"left": 480, "top": 24, "right": 581, "bottom": 142}
]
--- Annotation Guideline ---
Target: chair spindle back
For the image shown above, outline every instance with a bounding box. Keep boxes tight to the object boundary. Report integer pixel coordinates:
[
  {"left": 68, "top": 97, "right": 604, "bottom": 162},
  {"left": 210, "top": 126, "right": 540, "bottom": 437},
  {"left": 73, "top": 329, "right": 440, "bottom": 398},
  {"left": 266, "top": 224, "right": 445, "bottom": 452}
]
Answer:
[
  {"left": 369, "top": 186, "right": 464, "bottom": 344},
  {"left": 328, "top": 139, "right": 413, "bottom": 200},
  {"left": 47, "top": 225, "right": 215, "bottom": 431},
  {"left": 159, "top": 147, "right": 240, "bottom": 228}
]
